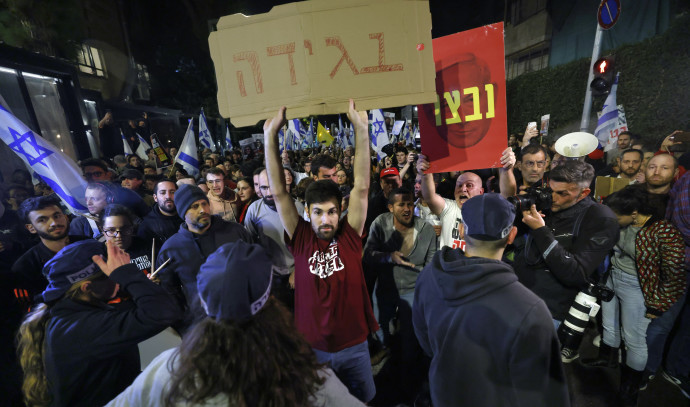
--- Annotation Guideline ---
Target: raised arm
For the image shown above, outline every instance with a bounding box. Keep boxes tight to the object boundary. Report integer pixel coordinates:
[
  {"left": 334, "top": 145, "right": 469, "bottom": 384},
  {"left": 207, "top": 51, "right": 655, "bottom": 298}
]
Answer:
[
  {"left": 498, "top": 147, "right": 517, "bottom": 197},
  {"left": 346, "top": 99, "right": 371, "bottom": 235},
  {"left": 264, "top": 107, "right": 300, "bottom": 239},
  {"left": 416, "top": 154, "right": 446, "bottom": 216}
]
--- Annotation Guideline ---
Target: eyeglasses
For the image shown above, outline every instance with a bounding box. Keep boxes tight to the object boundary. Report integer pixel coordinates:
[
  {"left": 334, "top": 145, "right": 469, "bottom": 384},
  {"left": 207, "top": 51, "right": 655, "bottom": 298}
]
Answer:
[
  {"left": 84, "top": 171, "right": 105, "bottom": 178},
  {"left": 524, "top": 160, "right": 547, "bottom": 168},
  {"left": 103, "top": 227, "right": 133, "bottom": 237}
]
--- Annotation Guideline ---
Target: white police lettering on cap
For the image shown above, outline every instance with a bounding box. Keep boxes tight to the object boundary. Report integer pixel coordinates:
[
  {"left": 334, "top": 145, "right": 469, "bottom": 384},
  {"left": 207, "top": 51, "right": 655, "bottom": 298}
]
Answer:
[{"left": 66, "top": 263, "right": 100, "bottom": 284}]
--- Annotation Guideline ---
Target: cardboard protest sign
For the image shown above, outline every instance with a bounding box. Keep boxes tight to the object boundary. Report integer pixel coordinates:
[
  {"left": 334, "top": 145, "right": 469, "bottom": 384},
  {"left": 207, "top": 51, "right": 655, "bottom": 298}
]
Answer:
[
  {"left": 594, "top": 176, "right": 629, "bottom": 198},
  {"left": 209, "top": 0, "right": 436, "bottom": 127},
  {"left": 417, "top": 23, "right": 508, "bottom": 173}
]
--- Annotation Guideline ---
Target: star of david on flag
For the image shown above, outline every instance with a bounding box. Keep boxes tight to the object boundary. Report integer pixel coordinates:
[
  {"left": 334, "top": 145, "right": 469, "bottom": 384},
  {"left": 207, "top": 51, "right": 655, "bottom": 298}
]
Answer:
[
  {"left": 0, "top": 104, "right": 87, "bottom": 213},
  {"left": 369, "top": 109, "right": 389, "bottom": 160},
  {"left": 198, "top": 108, "right": 216, "bottom": 152}
]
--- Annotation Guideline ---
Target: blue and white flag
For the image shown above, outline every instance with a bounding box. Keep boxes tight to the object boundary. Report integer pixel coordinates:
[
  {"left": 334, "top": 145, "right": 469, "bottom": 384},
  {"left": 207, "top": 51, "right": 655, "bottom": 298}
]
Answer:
[
  {"left": 347, "top": 124, "right": 356, "bottom": 148},
  {"left": 288, "top": 119, "right": 305, "bottom": 151},
  {"left": 176, "top": 119, "right": 199, "bottom": 176},
  {"left": 135, "top": 133, "right": 151, "bottom": 161},
  {"left": 369, "top": 109, "right": 389, "bottom": 160},
  {"left": 278, "top": 128, "right": 285, "bottom": 152},
  {"left": 299, "top": 119, "right": 311, "bottom": 149},
  {"left": 198, "top": 108, "right": 216, "bottom": 152},
  {"left": 225, "top": 125, "right": 233, "bottom": 152},
  {"left": 121, "top": 130, "right": 133, "bottom": 155},
  {"left": 402, "top": 121, "right": 413, "bottom": 146},
  {"left": 594, "top": 73, "right": 620, "bottom": 152},
  {"left": 0, "top": 104, "right": 88, "bottom": 213},
  {"left": 337, "top": 115, "right": 348, "bottom": 148}
]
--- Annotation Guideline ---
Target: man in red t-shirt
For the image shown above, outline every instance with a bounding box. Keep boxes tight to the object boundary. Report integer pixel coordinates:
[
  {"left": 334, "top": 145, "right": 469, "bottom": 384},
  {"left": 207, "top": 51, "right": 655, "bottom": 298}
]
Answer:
[{"left": 264, "top": 100, "right": 378, "bottom": 403}]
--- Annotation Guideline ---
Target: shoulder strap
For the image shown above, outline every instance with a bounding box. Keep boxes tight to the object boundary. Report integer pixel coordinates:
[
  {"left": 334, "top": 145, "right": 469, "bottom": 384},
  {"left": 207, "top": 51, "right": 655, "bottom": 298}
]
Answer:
[{"left": 571, "top": 202, "right": 594, "bottom": 240}]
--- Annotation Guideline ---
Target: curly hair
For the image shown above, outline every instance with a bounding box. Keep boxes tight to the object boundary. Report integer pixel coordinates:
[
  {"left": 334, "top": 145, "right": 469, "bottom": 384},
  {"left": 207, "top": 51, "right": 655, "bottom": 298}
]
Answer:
[{"left": 164, "top": 297, "right": 325, "bottom": 407}]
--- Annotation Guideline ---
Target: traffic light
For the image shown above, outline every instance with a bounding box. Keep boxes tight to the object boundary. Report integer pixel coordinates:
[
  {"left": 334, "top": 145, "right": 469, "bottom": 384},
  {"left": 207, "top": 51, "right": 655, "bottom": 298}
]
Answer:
[{"left": 590, "top": 56, "right": 615, "bottom": 96}]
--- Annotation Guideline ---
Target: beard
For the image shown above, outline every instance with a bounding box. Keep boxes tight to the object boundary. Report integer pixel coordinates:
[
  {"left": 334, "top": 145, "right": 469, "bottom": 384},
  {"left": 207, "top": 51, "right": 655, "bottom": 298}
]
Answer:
[
  {"left": 158, "top": 200, "right": 175, "bottom": 215},
  {"left": 315, "top": 225, "right": 337, "bottom": 240},
  {"left": 37, "top": 227, "right": 68, "bottom": 241}
]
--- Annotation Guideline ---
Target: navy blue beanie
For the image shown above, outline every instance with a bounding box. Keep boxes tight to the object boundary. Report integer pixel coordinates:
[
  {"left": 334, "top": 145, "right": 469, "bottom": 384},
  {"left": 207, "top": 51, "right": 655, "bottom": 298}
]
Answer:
[
  {"left": 42, "top": 240, "right": 106, "bottom": 303},
  {"left": 197, "top": 241, "right": 273, "bottom": 321},
  {"left": 174, "top": 183, "right": 209, "bottom": 219}
]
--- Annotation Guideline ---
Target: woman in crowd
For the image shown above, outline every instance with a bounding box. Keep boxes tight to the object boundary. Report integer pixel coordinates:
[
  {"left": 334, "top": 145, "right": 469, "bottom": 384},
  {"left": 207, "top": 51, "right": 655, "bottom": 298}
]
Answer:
[
  {"left": 583, "top": 186, "right": 685, "bottom": 406},
  {"left": 105, "top": 241, "right": 364, "bottom": 407},
  {"left": 284, "top": 166, "right": 296, "bottom": 196},
  {"left": 335, "top": 169, "right": 352, "bottom": 188},
  {"left": 17, "top": 240, "right": 180, "bottom": 407},
  {"left": 236, "top": 176, "right": 258, "bottom": 224}
]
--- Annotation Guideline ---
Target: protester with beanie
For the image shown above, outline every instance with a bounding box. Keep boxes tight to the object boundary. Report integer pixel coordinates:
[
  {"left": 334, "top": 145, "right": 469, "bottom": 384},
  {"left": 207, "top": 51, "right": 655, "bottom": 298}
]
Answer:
[
  {"left": 156, "top": 183, "right": 252, "bottom": 334},
  {"left": 106, "top": 241, "right": 364, "bottom": 406},
  {"left": 17, "top": 240, "right": 181, "bottom": 407}
]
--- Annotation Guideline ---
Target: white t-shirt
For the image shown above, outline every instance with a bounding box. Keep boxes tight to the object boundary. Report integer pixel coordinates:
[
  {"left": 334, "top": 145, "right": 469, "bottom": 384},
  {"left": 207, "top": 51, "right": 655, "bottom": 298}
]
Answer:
[{"left": 438, "top": 198, "right": 465, "bottom": 251}]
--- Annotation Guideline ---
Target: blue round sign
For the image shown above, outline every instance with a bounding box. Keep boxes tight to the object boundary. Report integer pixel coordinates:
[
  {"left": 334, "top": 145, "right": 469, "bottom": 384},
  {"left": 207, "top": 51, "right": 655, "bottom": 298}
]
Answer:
[{"left": 598, "top": 0, "right": 621, "bottom": 29}]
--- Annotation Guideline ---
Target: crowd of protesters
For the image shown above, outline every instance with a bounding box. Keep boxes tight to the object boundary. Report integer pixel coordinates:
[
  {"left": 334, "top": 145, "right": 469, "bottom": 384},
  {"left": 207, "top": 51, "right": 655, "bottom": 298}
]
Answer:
[{"left": 1, "top": 102, "right": 689, "bottom": 407}]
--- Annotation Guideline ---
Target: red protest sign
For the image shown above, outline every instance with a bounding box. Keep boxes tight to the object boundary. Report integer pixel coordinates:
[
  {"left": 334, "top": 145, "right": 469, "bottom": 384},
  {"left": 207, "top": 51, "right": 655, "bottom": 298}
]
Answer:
[{"left": 417, "top": 23, "right": 508, "bottom": 173}]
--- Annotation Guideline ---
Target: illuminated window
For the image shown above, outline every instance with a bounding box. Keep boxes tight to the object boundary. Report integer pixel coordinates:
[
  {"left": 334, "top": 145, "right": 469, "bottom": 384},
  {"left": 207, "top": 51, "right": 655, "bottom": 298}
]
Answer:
[{"left": 76, "top": 44, "right": 107, "bottom": 77}]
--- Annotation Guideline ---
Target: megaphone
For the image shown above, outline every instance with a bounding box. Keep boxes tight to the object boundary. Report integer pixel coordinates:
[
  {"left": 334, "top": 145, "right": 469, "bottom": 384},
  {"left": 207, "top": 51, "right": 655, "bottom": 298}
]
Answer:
[{"left": 554, "top": 132, "right": 599, "bottom": 158}]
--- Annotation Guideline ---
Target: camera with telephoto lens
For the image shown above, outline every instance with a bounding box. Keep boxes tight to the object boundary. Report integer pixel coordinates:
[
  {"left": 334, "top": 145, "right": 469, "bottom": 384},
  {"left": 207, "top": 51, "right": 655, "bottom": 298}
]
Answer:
[
  {"left": 507, "top": 186, "right": 553, "bottom": 213},
  {"left": 590, "top": 283, "right": 615, "bottom": 302},
  {"left": 557, "top": 284, "right": 600, "bottom": 351}
]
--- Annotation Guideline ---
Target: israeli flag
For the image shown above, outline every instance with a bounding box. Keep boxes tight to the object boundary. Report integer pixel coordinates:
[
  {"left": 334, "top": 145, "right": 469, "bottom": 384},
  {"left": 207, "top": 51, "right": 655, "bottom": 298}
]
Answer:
[
  {"left": 369, "top": 109, "right": 389, "bottom": 160},
  {"left": 337, "top": 115, "right": 347, "bottom": 147},
  {"left": 594, "top": 73, "right": 620, "bottom": 152},
  {"left": 0, "top": 104, "right": 88, "bottom": 213},
  {"left": 135, "top": 133, "right": 151, "bottom": 160},
  {"left": 198, "top": 108, "right": 216, "bottom": 152},
  {"left": 288, "top": 119, "right": 304, "bottom": 151},
  {"left": 121, "top": 130, "right": 133, "bottom": 155},
  {"left": 176, "top": 119, "right": 199, "bottom": 176},
  {"left": 402, "top": 120, "right": 413, "bottom": 146},
  {"left": 225, "top": 125, "right": 233, "bottom": 152}
]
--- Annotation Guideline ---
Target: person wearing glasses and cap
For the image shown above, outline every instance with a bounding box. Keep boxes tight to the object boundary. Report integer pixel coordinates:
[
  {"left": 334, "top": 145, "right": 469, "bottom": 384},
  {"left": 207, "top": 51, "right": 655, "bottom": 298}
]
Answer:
[
  {"left": 105, "top": 241, "right": 365, "bottom": 406},
  {"left": 16, "top": 239, "right": 180, "bottom": 407}
]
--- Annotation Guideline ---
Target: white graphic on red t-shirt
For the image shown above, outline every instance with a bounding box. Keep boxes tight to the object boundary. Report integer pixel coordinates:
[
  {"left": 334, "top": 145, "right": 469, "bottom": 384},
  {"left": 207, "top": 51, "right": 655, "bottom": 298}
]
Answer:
[{"left": 308, "top": 241, "right": 344, "bottom": 279}]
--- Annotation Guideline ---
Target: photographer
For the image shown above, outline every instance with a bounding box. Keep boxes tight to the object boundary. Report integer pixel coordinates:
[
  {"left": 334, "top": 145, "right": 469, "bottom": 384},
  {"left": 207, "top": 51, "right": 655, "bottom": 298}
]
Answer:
[{"left": 513, "top": 160, "right": 619, "bottom": 360}]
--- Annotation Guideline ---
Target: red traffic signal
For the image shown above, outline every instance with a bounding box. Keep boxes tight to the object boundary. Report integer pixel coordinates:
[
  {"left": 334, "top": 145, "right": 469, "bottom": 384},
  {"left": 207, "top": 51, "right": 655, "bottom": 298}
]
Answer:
[{"left": 590, "top": 56, "right": 615, "bottom": 96}]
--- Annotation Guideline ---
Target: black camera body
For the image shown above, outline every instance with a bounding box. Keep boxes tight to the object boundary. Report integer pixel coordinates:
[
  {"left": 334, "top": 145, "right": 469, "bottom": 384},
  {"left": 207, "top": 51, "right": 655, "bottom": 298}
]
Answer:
[
  {"left": 508, "top": 186, "right": 553, "bottom": 213},
  {"left": 590, "top": 282, "right": 615, "bottom": 302}
]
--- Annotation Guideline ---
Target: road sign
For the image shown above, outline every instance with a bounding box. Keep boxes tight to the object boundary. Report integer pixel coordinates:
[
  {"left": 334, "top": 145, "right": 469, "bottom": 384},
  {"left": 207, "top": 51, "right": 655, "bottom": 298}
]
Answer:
[{"left": 598, "top": 0, "right": 621, "bottom": 30}]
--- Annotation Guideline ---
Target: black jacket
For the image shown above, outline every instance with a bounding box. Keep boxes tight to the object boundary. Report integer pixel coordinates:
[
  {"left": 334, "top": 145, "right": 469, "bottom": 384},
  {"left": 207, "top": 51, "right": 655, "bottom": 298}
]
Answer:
[
  {"left": 413, "top": 248, "right": 569, "bottom": 407},
  {"left": 137, "top": 205, "right": 183, "bottom": 244},
  {"left": 157, "top": 216, "right": 252, "bottom": 332},
  {"left": 514, "top": 197, "right": 619, "bottom": 320},
  {"left": 44, "top": 263, "right": 180, "bottom": 407}
]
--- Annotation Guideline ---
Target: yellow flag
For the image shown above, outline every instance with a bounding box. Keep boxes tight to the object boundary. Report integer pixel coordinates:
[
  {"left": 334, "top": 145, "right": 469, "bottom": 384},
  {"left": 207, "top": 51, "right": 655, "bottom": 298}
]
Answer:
[{"left": 317, "top": 121, "right": 334, "bottom": 146}]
